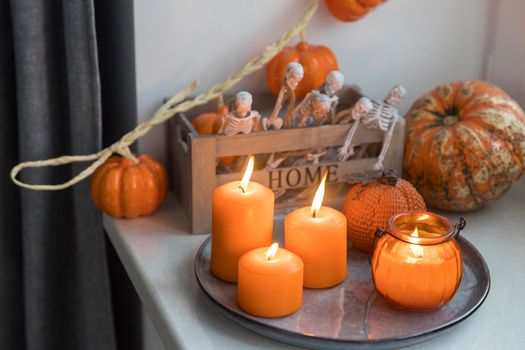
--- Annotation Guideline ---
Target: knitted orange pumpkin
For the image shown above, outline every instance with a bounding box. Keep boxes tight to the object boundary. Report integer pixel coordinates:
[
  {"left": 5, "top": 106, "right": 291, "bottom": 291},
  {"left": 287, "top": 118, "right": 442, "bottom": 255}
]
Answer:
[
  {"left": 266, "top": 41, "right": 339, "bottom": 99},
  {"left": 325, "top": 0, "right": 384, "bottom": 22},
  {"left": 91, "top": 154, "right": 168, "bottom": 218},
  {"left": 343, "top": 171, "right": 426, "bottom": 252},
  {"left": 404, "top": 81, "right": 525, "bottom": 212}
]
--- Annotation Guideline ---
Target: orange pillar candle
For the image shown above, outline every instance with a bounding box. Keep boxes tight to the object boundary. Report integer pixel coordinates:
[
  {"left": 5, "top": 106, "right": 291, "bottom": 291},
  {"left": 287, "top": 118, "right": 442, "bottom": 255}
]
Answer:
[
  {"left": 238, "top": 243, "right": 304, "bottom": 317},
  {"left": 284, "top": 174, "right": 347, "bottom": 288},
  {"left": 211, "top": 157, "right": 274, "bottom": 282}
]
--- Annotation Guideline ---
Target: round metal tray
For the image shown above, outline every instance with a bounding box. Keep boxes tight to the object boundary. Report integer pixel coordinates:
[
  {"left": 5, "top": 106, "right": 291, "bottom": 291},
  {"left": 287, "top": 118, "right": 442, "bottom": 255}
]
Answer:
[{"left": 195, "top": 233, "right": 490, "bottom": 350}]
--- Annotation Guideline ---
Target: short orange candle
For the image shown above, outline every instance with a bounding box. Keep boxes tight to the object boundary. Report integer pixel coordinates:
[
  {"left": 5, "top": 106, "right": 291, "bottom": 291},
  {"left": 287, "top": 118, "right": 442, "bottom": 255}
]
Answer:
[
  {"left": 211, "top": 157, "right": 274, "bottom": 282},
  {"left": 238, "top": 243, "right": 304, "bottom": 317},
  {"left": 284, "top": 174, "right": 347, "bottom": 288},
  {"left": 372, "top": 212, "right": 464, "bottom": 310}
]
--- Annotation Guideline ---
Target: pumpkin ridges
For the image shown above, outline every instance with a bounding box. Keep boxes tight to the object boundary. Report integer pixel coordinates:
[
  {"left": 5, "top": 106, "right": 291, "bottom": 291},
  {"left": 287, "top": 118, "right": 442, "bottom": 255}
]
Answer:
[
  {"left": 121, "top": 166, "right": 145, "bottom": 218},
  {"left": 404, "top": 80, "right": 525, "bottom": 211},
  {"left": 99, "top": 166, "right": 124, "bottom": 218},
  {"left": 91, "top": 161, "right": 120, "bottom": 209},
  {"left": 142, "top": 156, "right": 168, "bottom": 202},
  {"left": 137, "top": 163, "right": 160, "bottom": 216}
]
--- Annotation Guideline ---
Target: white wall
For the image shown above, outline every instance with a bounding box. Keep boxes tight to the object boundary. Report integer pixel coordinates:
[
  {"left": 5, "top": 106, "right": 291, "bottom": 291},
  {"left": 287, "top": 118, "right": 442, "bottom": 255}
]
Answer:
[
  {"left": 133, "top": 0, "right": 494, "bottom": 165},
  {"left": 485, "top": 0, "right": 525, "bottom": 106}
]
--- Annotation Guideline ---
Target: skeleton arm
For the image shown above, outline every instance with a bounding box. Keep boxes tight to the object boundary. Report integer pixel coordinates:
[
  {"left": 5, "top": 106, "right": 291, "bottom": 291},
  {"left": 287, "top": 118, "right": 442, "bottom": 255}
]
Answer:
[
  {"left": 288, "top": 92, "right": 311, "bottom": 128},
  {"left": 264, "top": 88, "right": 287, "bottom": 130},
  {"left": 332, "top": 109, "right": 352, "bottom": 124},
  {"left": 328, "top": 96, "right": 339, "bottom": 124},
  {"left": 337, "top": 118, "right": 361, "bottom": 161},
  {"left": 251, "top": 111, "right": 261, "bottom": 132},
  {"left": 337, "top": 97, "right": 373, "bottom": 160},
  {"left": 374, "top": 113, "right": 398, "bottom": 171}
]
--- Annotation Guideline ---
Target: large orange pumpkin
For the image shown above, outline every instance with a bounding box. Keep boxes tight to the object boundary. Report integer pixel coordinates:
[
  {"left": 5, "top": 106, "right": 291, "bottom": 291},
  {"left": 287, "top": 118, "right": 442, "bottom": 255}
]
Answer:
[
  {"left": 91, "top": 155, "right": 168, "bottom": 218},
  {"left": 266, "top": 41, "right": 339, "bottom": 99},
  {"left": 404, "top": 80, "right": 525, "bottom": 212},
  {"left": 325, "top": 0, "right": 384, "bottom": 22},
  {"left": 343, "top": 171, "right": 426, "bottom": 252}
]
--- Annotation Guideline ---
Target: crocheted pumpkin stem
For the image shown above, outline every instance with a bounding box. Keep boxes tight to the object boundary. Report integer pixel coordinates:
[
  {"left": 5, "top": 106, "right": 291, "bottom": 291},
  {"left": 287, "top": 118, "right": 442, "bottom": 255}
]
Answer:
[{"left": 377, "top": 169, "right": 399, "bottom": 186}]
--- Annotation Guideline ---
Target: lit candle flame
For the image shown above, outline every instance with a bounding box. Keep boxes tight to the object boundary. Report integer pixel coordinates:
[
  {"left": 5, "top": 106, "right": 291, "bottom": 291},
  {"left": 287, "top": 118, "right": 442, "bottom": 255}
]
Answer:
[
  {"left": 239, "top": 156, "right": 254, "bottom": 193},
  {"left": 409, "top": 226, "right": 424, "bottom": 258},
  {"left": 265, "top": 243, "right": 279, "bottom": 261},
  {"left": 311, "top": 173, "right": 327, "bottom": 218}
]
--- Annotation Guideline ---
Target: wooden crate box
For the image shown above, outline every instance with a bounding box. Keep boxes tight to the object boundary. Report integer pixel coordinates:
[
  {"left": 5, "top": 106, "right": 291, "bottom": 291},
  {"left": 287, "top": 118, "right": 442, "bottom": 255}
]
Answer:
[{"left": 168, "top": 92, "right": 405, "bottom": 234}]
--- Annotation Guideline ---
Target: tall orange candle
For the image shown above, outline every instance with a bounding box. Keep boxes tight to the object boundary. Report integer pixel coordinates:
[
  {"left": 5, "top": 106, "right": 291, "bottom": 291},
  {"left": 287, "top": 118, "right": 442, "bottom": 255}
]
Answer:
[
  {"left": 284, "top": 174, "right": 347, "bottom": 288},
  {"left": 211, "top": 157, "right": 274, "bottom": 282},
  {"left": 238, "top": 243, "right": 304, "bottom": 317}
]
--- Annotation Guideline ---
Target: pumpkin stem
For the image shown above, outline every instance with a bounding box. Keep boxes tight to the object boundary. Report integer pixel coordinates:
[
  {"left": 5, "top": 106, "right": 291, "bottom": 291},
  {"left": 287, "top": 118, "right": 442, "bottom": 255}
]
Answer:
[
  {"left": 377, "top": 169, "right": 399, "bottom": 186},
  {"left": 300, "top": 30, "right": 306, "bottom": 43},
  {"left": 116, "top": 147, "right": 140, "bottom": 165}
]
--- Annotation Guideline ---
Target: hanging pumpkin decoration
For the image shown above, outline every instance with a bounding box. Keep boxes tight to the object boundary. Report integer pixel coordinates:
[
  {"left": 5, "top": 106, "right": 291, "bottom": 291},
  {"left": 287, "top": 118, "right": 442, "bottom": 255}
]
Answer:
[
  {"left": 343, "top": 170, "right": 426, "bottom": 252},
  {"left": 325, "top": 0, "right": 385, "bottom": 22},
  {"left": 404, "top": 80, "right": 525, "bottom": 212},
  {"left": 91, "top": 154, "right": 168, "bottom": 218},
  {"left": 266, "top": 41, "right": 339, "bottom": 99}
]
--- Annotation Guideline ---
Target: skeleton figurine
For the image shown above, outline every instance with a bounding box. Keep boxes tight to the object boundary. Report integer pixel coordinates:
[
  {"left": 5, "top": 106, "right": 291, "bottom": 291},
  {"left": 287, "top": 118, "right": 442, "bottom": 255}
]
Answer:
[
  {"left": 337, "top": 85, "right": 407, "bottom": 171},
  {"left": 290, "top": 70, "right": 344, "bottom": 128},
  {"left": 218, "top": 91, "right": 261, "bottom": 136},
  {"left": 263, "top": 62, "right": 304, "bottom": 130}
]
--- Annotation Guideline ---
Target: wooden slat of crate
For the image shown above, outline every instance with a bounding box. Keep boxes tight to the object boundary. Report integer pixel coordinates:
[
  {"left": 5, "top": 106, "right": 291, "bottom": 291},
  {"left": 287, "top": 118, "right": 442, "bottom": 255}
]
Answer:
[
  {"left": 212, "top": 123, "right": 384, "bottom": 157},
  {"left": 216, "top": 158, "right": 378, "bottom": 188}
]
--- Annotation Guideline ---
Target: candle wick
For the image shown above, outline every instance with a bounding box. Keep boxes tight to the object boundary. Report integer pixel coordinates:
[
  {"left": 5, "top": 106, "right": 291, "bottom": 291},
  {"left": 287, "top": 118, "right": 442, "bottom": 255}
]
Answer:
[{"left": 239, "top": 185, "right": 245, "bottom": 193}]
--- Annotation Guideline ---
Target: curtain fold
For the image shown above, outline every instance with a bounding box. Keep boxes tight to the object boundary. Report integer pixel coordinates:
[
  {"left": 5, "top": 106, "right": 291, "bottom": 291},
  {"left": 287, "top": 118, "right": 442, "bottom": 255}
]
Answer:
[{"left": 1, "top": 0, "right": 116, "bottom": 349}]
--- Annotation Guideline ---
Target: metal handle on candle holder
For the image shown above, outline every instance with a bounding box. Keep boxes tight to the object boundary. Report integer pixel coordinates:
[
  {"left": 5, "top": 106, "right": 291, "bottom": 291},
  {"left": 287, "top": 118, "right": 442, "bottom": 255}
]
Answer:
[
  {"left": 451, "top": 217, "right": 466, "bottom": 239},
  {"left": 368, "top": 227, "right": 387, "bottom": 265}
]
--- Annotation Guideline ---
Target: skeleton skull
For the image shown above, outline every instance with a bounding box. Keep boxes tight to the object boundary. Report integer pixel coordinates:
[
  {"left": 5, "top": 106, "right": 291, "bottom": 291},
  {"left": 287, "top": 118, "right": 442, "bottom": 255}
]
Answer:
[
  {"left": 385, "top": 85, "right": 407, "bottom": 106},
  {"left": 235, "top": 91, "right": 253, "bottom": 115},
  {"left": 324, "top": 71, "right": 344, "bottom": 96},
  {"left": 285, "top": 62, "right": 304, "bottom": 90},
  {"left": 352, "top": 97, "right": 373, "bottom": 120}
]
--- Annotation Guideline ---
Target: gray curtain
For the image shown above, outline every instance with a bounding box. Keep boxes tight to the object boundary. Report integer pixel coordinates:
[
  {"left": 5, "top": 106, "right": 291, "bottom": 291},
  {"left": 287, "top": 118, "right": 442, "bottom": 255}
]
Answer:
[{"left": 0, "top": 0, "right": 116, "bottom": 349}]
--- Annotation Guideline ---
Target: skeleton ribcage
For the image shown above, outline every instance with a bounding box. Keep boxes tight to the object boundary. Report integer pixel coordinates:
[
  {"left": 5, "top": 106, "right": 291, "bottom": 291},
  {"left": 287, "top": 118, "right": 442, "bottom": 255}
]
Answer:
[
  {"left": 222, "top": 115, "right": 255, "bottom": 136},
  {"left": 362, "top": 101, "right": 397, "bottom": 132}
]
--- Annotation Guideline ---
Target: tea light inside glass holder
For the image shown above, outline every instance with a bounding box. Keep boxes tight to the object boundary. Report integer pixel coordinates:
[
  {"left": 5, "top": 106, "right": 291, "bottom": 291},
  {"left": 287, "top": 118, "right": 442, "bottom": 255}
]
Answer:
[{"left": 371, "top": 211, "right": 466, "bottom": 310}]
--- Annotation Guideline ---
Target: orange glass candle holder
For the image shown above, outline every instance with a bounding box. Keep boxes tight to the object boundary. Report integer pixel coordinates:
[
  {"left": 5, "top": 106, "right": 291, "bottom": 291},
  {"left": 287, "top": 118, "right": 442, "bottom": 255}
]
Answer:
[
  {"left": 238, "top": 243, "right": 304, "bottom": 318},
  {"left": 371, "top": 212, "right": 465, "bottom": 310}
]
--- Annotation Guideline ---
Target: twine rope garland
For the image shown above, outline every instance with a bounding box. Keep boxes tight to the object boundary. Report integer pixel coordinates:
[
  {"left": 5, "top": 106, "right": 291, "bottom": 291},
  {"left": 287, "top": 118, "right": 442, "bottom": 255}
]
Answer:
[{"left": 11, "top": 0, "right": 320, "bottom": 191}]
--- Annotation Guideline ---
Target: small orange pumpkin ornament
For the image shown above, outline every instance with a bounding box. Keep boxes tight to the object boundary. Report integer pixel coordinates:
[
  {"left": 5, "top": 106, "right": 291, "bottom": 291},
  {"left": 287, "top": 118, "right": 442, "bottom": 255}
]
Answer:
[
  {"left": 191, "top": 105, "right": 228, "bottom": 136},
  {"left": 266, "top": 41, "right": 339, "bottom": 99},
  {"left": 91, "top": 154, "right": 168, "bottom": 218},
  {"left": 343, "top": 170, "right": 426, "bottom": 252},
  {"left": 191, "top": 98, "right": 236, "bottom": 165},
  {"left": 325, "top": 0, "right": 384, "bottom": 22},
  {"left": 404, "top": 81, "right": 525, "bottom": 212}
]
